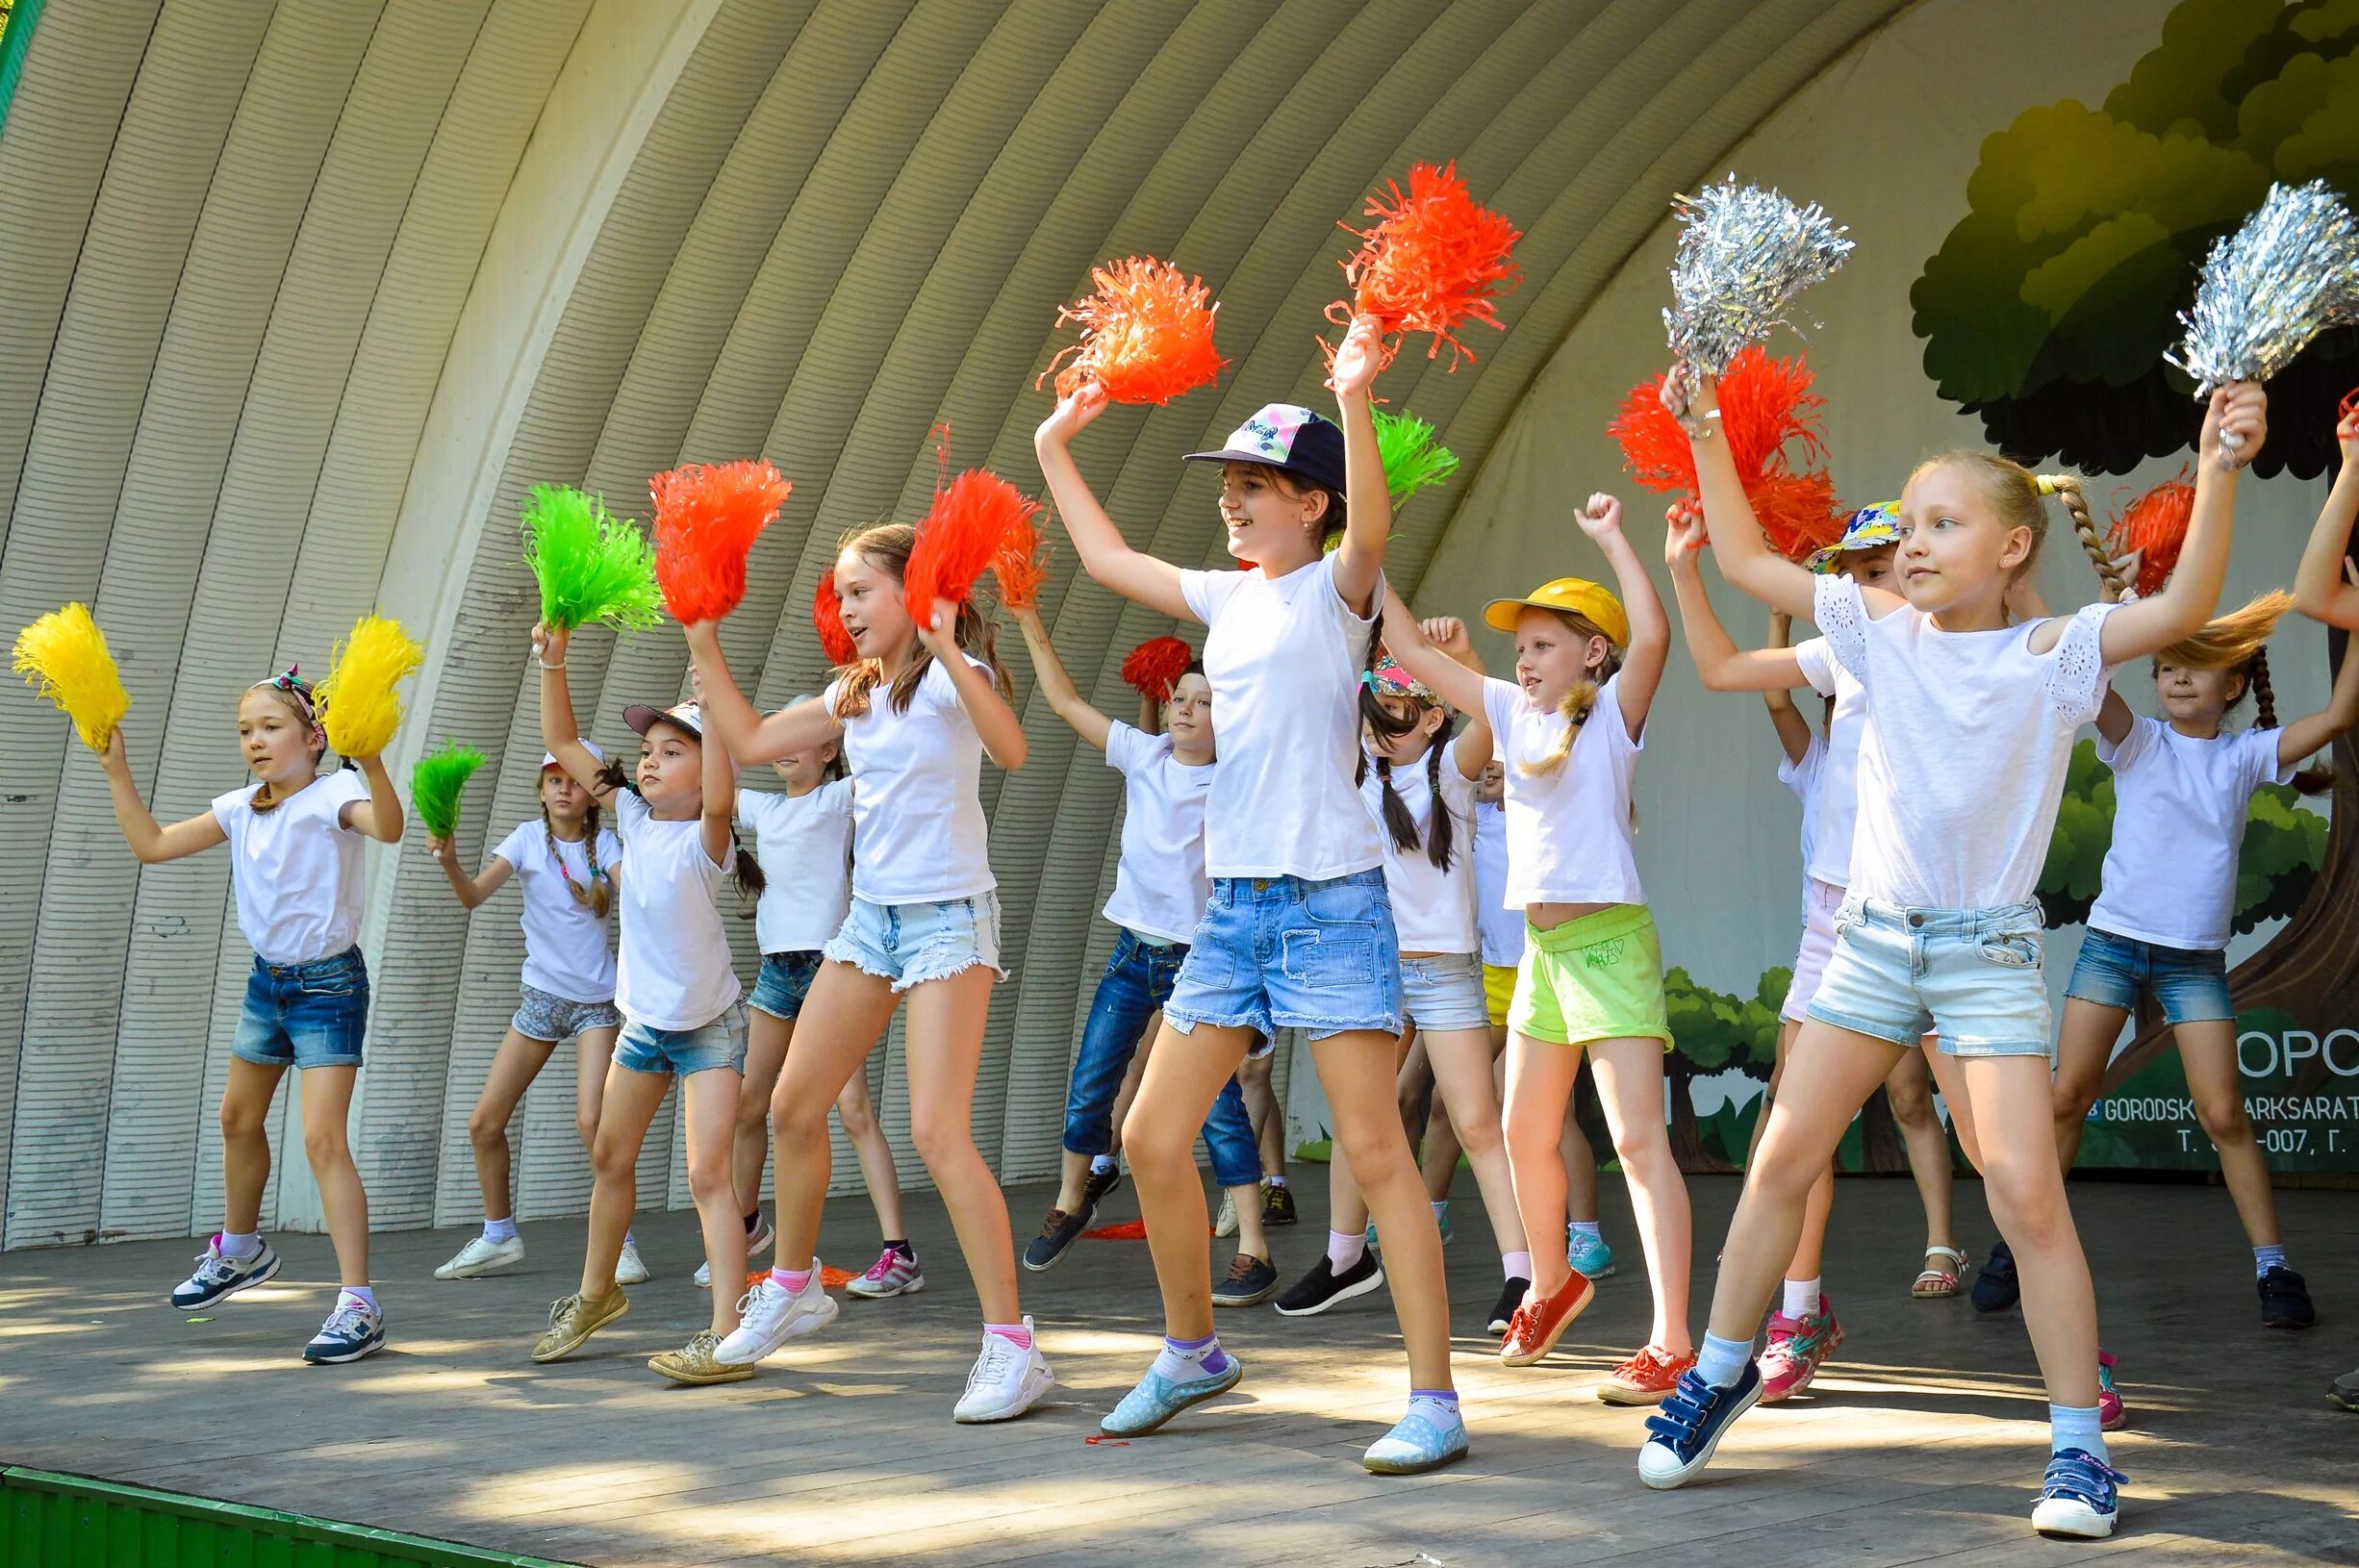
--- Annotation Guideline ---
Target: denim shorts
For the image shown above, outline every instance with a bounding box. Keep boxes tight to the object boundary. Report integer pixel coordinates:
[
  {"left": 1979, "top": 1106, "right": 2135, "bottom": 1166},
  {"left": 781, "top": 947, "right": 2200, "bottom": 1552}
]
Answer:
[
  {"left": 1164, "top": 870, "right": 1402, "bottom": 1042},
  {"left": 2066, "top": 926, "right": 2233, "bottom": 1024},
  {"left": 748, "top": 950, "right": 824, "bottom": 1021},
  {"left": 614, "top": 1000, "right": 748, "bottom": 1078},
  {"left": 824, "top": 893, "right": 1004, "bottom": 992},
  {"left": 512, "top": 982, "right": 622, "bottom": 1043},
  {"left": 230, "top": 948, "right": 369, "bottom": 1070},
  {"left": 1807, "top": 897, "right": 2051, "bottom": 1058},
  {"left": 1400, "top": 951, "right": 1491, "bottom": 1033}
]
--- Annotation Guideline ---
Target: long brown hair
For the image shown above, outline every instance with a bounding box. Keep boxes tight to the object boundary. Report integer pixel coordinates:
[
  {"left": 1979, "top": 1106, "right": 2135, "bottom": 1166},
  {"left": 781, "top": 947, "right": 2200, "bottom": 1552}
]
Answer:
[{"left": 826, "top": 522, "right": 1013, "bottom": 721}]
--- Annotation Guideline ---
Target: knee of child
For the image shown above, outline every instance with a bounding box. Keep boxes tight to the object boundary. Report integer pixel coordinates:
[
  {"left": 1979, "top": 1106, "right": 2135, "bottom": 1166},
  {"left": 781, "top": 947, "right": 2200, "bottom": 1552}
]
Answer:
[
  {"left": 590, "top": 1130, "right": 640, "bottom": 1184},
  {"left": 2194, "top": 1090, "right": 2252, "bottom": 1146},
  {"left": 1886, "top": 1077, "right": 1935, "bottom": 1127},
  {"left": 686, "top": 1149, "right": 733, "bottom": 1203},
  {"left": 469, "top": 1103, "right": 509, "bottom": 1150},
  {"left": 219, "top": 1097, "right": 266, "bottom": 1143},
  {"left": 835, "top": 1090, "right": 876, "bottom": 1139},
  {"left": 1118, "top": 1105, "right": 1189, "bottom": 1172},
  {"left": 301, "top": 1118, "right": 350, "bottom": 1169},
  {"left": 908, "top": 1109, "right": 974, "bottom": 1172},
  {"left": 1453, "top": 1105, "right": 1505, "bottom": 1158},
  {"left": 573, "top": 1110, "right": 600, "bottom": 1151}
]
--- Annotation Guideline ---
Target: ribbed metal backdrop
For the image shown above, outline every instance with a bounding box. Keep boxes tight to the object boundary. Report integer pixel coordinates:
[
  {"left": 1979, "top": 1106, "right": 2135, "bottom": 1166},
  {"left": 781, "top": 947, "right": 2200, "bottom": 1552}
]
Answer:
[{"left": 0, "top": 0, "right": 1904, "bottom": 1248}]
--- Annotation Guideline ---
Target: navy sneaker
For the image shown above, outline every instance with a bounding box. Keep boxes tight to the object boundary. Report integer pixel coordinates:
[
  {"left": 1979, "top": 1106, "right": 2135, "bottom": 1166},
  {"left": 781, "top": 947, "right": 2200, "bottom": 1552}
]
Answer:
[
  {"left": 1211, "top": 1253, "right": 1280, "bottom": 1308},
  {"left": 2258, "top": 1265, "right": 2315, "bottom": 1329},
  {"left": 2031, "top": 1448, "right": 2126, "bottom": 1538},
  {"left": 170, "top": 1237, "right": 280, "bottom": 1310},
  {"left": 1636, "top": 1362, "right": 1763, "bottom": 1489},
  {"left": 303, "top": 1296, "right": 387, "bottom": 1364},
  {"left": 1022, "top": 1208, "right": 1089, "bottom": 1273},
  {"left": 1971, "top": 1240, "right": 2019, "bottom": 1313}
]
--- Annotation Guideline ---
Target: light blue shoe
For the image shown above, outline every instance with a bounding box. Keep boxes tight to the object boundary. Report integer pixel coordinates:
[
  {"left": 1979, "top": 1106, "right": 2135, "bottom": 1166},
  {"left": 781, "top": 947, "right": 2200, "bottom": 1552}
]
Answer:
[
  {"left": 1100, "top": 1355, "right": 1244, "bottom": 1437},
  {"left": 1362, "top": 1411, "right": 1469, "bottom": 1475},
  {"left": 1567, "top": 1227, "right": 1616, "bottom": 1279}
]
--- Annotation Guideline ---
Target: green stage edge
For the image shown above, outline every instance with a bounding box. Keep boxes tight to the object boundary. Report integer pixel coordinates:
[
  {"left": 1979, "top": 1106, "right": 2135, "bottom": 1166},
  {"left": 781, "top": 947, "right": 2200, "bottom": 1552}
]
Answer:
[{"left": 0, "top": 1468, "right": 574, "bottom": 1568}]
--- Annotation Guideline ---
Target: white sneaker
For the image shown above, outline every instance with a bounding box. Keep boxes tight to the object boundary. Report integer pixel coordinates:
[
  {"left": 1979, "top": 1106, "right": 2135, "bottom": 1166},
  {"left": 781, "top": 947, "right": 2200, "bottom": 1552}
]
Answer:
[
  {"left": 952, "top": 1319, "right": 1053, "bottom": 1423},
  {"left": 714, "top": 1268, "right": 838, "bottom": 1365},
  {"left": 1213, "top": 1190, "right": 1239, "bottom": 1238},
  {"left": 693, "top": 1218, "right": 771, "bottom": 1286},
  {"left": 615, "top": 1236, "right": 650, "bottom": 1286},
  {"left": 434, "top": 1234, "right": 524, "bottom": 1280}
]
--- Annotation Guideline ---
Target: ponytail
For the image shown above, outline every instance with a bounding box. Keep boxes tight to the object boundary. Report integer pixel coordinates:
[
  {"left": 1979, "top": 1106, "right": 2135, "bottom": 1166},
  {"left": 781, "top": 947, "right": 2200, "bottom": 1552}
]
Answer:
[
  {"left": 1421, "top": 732, "right": 1457, "bottom": 871},
  {"left": 728, "top": 823, "right": 768, "bottom": 912},
  {"left": 2245, "top": 647, "right": 2335, "bottom": 796},
  {"left": 1353, "top": 698, "right": 1461, "bottom": 872},
  {"left": 1514, "top": 610, "right": 1617, "bottom": 778}
]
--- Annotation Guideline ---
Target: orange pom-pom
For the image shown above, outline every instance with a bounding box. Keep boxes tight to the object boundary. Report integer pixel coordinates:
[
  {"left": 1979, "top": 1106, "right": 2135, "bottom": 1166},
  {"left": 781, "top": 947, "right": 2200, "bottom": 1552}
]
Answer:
[
  {"left": 2109, "top": 468, "right": 2194, "bottom": 598},
  {"left": 650, "top": 460, "right": 792, "bottom": 624},
  {"left": 905, "top": 468, "right": 1041, "bottom": 628},
  {"left": 1747, "top": 468, "right": 1846, "bottom": 563},
  {"left": 1325, "top": 160, "right": 1521, "bottom": 370},
  {"left": 813, "top": 569, "right": 859, "bottom": 668},
  {"left": 1121, "top": 635, "right": 1193, "bottom": 703},
  {"left": 990, "top": 507, "right": 1053, "bottom": 613},
  {"left": 1039, "top": 257, "right": 1228, "bottom": 406},
  {"left": 1607, "top": 345, "right": 1836, "bottom": 562}
]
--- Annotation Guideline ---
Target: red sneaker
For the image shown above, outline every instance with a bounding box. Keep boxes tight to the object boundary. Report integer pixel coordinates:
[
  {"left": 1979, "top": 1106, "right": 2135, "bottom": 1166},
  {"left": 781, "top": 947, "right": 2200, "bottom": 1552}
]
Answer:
[
  {"left": 1597, "top": 1343, "right": 1698, "bottom": 1405},
  {"left": 1499, "top": 1272, "right": 1594, "bottom": 1367},
  {"left": 2097, "top": 1349, "right": 2127, "bottom": 1430},
  {"left": 1757, "top": 1295, "right": 1845, "bottom": 1404}
]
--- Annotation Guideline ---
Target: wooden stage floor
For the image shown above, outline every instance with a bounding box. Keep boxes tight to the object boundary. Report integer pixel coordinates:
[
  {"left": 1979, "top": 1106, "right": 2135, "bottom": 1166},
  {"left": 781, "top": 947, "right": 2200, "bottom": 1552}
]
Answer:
[{"left": 4, "top": 1175, "right": 2354, "bottom": 1566}]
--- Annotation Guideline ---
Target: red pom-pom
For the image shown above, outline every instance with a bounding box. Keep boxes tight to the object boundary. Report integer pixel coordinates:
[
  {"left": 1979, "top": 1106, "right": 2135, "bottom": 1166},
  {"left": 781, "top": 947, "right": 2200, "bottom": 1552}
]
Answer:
[
  {"left": 1039, "top": 257, "right": 1227, "bottom": 406},
  {"left": 2109, "top": 467, "right": 2194, "bottom": 598},
  {"left": 813, "top": 569, "right": 858, "bottom": 668},
  {"left": 1606, "top": 346, "right": 1837, "bottom": 562},
  {"left": 1121, "top": 635, "right": 1193, "bottom": 702},
  {"left": 1325, "top": 160, "right": 1521, "bottom": 370},
  {"left": 650, "top": 460, "right": 792, "bottom": 624},
  {"left": 905, "top": 468, "right": 1042, "bottom": 628},
  {"left": 990, "top": 507, "right": 1053, "bottom": 612}
]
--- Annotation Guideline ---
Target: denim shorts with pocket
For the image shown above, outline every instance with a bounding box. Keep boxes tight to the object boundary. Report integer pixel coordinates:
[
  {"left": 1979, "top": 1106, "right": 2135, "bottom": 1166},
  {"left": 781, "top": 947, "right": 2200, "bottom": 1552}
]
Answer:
[
  {"left": 1806, "top": 897, "right": 2051, "bottom": 1058},
  {"left": 1164, "top": 870, "right": 1402, "bottom": 1042},
  {"left": 824, "top": 894, "right": 1004, "bottom": 992},
  {"left": 614, "top": 999, "right": 748, "bottom": 1078},
  {"left": 230, "top": 948, "right": 369, "bottom": 1070},
  {"left": 749, "top": 950, "right": 824, "bottom": 1021},
  {"left": 2066, "top": 926, "right": 2233, "bottom": 1024}
]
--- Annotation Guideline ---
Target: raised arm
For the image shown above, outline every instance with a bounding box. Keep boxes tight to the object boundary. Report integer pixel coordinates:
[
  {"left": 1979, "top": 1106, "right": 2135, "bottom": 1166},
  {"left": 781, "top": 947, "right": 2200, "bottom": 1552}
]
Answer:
[
  {"left": 2277, "top": 602, "right": 2359, "bottom": 768},
  {"left": 534, "top": 623, "right": 621, "bottom": 807},
  {"left": 1664, "top": 504, "right": 1814, "bottom": 695},
  {"left": 1380, "top": 583, "right": 1488, "bottom": 718},
  {"left": 1011, "top": 604, "right": 1112, "bottom": 752},
  {"left": 1034, "top": 385, "right": 1194, "bottom": 622},
  {"left": 96, "top": 730, "right": 227, "bottom": 864},
  {"left": 699, "top": 690, "right": 736, "bottom": 869},
  {"left": 340, "top": 754, "right": 406, "bottom": 845},
  {"left": 1419, "top": 616, "right": 1494, "bottom": 781},
  {"left": 681, "top": 620, "right": 842, "bottom": 768},
  {"left": 1664, "top": 365, "right": 1820, "bottom": 620},
  {"left": 1328, "top": 314, "right": 1392, "bottom": 617},
  {"left": 429, "top": 839, "right": 515, "bottom": 909},
  {"left": 917, "top": 604, "right": 1027, "bottom": 770},
  {"left": 2294, "top": 405, "right": 2359, "bottom": 629},
  {"left": 2090, "top": 383, "right": 2265, "bottom": 663},
  {"left": 1578, "top": 493, "right": 1668, "bottom": 737}
]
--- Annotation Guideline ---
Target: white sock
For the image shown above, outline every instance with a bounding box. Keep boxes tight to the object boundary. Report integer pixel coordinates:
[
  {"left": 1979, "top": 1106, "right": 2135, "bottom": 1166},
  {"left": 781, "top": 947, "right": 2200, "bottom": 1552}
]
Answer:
[
  {"left": 1326, "top": 1228, "right": 1366, "bottom": 1273},
  {"left": 1782, "top": 1277, "right": 1820, "bottom": 1319},
  {"left": 2050, "top": 1403, "right": 2106, "bottom": 1461},
  {"left": 1091, "top": 1154, "right": 1118, "bottom": 1176},
  {"left": 1569, "top": 1220, "right": 1602, "bottom": 1241},
  {"left": 1696, "top": 1331, "right": 1752, "bottom": 1389},
  {"left": 1267, "top": 1175, "right": 1287, "bottom": 1189},
  {"left": 1406, "top": 1387, "right": 1462, "bottom": 1433},
  {"left": 1150, "top": 1331, "right": 1227, "bottom": 1381},
  {"left": 219, "top": 1230, "right": 263, "bottom": 1260},
  {"left": 482, "top": 1216, "right": 519, "bottom": 1245},
  {"left": 1502, "top": 1251, "right": 1533, "bottom": 1281},
  {"left": 340, "top": 1285, "right": 378, "bottom": 1313}
]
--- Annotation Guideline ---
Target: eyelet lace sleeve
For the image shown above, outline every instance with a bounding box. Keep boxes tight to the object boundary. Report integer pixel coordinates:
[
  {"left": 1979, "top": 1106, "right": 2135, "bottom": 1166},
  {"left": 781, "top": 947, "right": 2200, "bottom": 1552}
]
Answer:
[
  {"left": 1812, "top": 573, "right": 1870, "bottom": 682},
  {"left": 2043, "top": 601, "right": 2119, "bottom": 727}
]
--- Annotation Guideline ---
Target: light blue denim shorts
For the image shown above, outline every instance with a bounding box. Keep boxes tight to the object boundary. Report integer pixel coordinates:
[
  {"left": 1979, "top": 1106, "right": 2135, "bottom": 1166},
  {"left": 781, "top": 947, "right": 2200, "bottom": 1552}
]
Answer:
[
  {"left": 1164, "top": 870, "right": 1403, "bottom": 1042},
  {"left": 824, "top": 892, "right": 1005, "bottom": 993},
  {"left": 1400, "top": 950, "right": 1491, "bottom": 1033},
  {"left": 1805, "top": 897, "right": 2052, "bottom": 1058},
  {"left": 614, "top": 999, "right": 748, "bottom": 1078}
]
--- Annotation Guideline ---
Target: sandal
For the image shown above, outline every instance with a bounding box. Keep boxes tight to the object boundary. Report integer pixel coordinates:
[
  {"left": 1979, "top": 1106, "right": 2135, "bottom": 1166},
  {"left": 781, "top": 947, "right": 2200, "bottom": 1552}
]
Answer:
[{"left": 1913, "top": 1246, "right": 1966, "bottom": 1299}]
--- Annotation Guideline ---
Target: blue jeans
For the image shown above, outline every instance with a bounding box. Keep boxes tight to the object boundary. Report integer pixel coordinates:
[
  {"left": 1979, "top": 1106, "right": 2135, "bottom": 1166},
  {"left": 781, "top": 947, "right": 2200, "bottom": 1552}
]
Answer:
[
  {"left": 230, "top": 948, "right": 368, "bottom": 1069},
  {"left": 1063, "top": 929, "right": 1262, "bottom": 1190}
]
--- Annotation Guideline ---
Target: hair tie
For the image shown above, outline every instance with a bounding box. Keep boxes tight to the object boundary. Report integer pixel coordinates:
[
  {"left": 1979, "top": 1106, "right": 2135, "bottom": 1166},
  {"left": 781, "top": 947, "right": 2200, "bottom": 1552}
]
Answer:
[{"left": 2034, "top": 474, "right": 2059, "bottom": 497}]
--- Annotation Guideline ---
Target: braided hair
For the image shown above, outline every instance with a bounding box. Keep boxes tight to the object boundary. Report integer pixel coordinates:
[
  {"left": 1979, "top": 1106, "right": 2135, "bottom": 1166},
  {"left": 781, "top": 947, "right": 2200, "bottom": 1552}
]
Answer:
[
  {"left": 1356, "top": 699, "right": 1460, "bottom": 872},
  {"left": 2242, "top": 647, "right": 2335, "bottom": 796},
  {"left": 1915, "top": 451, "right": 2106, "bottom": 594},
  {"left": 542, "top": 797, "right": 613, "bottom": 920}
]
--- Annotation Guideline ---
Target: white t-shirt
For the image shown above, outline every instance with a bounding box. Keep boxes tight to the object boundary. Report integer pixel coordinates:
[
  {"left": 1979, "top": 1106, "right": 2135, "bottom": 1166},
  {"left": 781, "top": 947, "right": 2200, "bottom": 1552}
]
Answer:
[
  {"left": 1472, "top": 798, "right": 1523, "bottom": 967},
  {"left": 489, "top": 820, "right": 624, "bottom": 1003},
  {"left": 1359, "top": 746, "right": 1480, "bottom": 954},
  {"left": 1812, "top": 573, "right": 2118, "bottom": 910},
  {"left": 1778, "top": 732, "right": 1829, "bottom": 897},
  {"left": 739, "top": 778, "right": 855, "bottom": 955},
  {"left": 1102, "top": 721, "right": 1215, "bottom": 945},
  {"left": 612, "top": 789, "right": 741, "bottom": 1031},
  {"left": 211, "top": 770, "right": 371, "bottom": 966},
  {"left": 1179, "top": 553, "right": 1384, "bottom": 880},
  {"left": 2090, "top": 714, "right": 2294, "bottom": 950},
  {"left": 1790, "top": 638, "right": 1867, "bottom": 887},
  {"left": 823, "top": 656, "right": 995, "bottom": 905},
  {"left": 1480, "top": 671, "right": 1646, "bottom": 907}
]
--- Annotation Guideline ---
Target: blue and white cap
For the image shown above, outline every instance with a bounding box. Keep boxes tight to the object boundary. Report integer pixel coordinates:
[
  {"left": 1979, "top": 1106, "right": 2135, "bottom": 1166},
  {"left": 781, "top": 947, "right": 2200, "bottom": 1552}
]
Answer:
[{"left": 1181, "top": 403, "right": 1349, "bottom": 494}]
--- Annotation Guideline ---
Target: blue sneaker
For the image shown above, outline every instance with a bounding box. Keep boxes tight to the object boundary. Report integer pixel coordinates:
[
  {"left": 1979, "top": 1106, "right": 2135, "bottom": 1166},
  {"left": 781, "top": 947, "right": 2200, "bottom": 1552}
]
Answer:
[
  {"left": 2031, "top": 1449, "right": 2125, "bottom": 1538},
  {"left": 1362, "top": 1411, "right": 1468, "bottom": 1475},
  {"left": 1100, "top": 1355, "right": 1243, "bottom": 1436},
  {"left": 170, "top": 1237, "right": 280, "bottom": 1310},
  {"left": 1636, "top": 1362, "right": 1763, "bottom": 1489},
  {"left": 303, "top": 1296, "right": 386, "bottom": 1364},
  {"left": 1567, "top": 1227, "right": 1616, "bottom": 1279}
]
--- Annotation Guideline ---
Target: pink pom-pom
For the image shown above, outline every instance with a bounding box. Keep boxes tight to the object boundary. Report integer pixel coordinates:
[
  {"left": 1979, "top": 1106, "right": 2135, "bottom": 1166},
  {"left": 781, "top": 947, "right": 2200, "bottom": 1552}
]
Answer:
[{"left": 650, "top": 460, "right": 792, "bottom": 624}]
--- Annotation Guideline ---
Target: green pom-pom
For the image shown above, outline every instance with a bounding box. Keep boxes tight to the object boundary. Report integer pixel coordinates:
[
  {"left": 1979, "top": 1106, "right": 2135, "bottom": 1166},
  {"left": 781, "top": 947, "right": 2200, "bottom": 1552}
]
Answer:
[
  {"left": 411, "top": 740, "right": 486, "bottom": 840},
  {"left": 1373, "top": 406, "right": 1459, "bottom": 505},
  {"left": 522, "top": 483, "right": 663, "bottom": 632}
]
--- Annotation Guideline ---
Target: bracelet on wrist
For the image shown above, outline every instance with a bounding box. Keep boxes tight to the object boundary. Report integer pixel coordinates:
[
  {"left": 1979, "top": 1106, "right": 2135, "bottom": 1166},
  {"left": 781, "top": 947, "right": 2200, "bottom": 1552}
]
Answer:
[{"left": 538, "top": 658, "right": 567, "bottom": 670}]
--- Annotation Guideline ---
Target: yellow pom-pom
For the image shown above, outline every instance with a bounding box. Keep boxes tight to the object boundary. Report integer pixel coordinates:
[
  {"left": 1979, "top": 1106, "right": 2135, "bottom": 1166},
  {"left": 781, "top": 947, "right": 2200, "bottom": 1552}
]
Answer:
[
  {"left": 13, "top": 603, "right": 130, "bottom": 751},
  {"left": 317, "top": 614, "right": 424, "bottom": 759}
]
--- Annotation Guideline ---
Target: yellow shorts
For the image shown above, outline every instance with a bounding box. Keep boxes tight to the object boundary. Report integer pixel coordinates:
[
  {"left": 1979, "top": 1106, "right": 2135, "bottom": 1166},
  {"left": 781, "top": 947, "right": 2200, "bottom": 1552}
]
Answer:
[
  {"left": 1483, "top": 963, "right": 1516, "bottom": 1028},
  {"left": 1509, "top": 904, "right": 1672, "bottom": 1050}
]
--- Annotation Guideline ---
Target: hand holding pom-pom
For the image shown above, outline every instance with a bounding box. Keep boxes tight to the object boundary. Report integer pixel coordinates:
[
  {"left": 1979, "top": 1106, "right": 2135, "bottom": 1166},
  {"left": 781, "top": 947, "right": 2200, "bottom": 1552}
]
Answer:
[
  {"left": 13, "top": 602, "right": 131, "bottom": 752},
  {"left": 317, "top": 615, "right": 424, "bottom": 760},
  {"left": 2198, "top": 382, "right": 2268, "bottom": 474},
  {"left": 1039, "top": 257, "right": 1227, "bottom": 407},
  {"left": 1328, "top": 160, "right": 1521, "bottom": 370},
  {"left": 1328, "top": 314, "right": 1385, "bottom": 401}
]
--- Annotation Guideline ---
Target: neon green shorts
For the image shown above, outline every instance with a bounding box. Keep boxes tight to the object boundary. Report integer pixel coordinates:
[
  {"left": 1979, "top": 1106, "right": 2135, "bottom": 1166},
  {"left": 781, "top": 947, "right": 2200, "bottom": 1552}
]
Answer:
[{"left": 1509, "top": 903, "right": 1672, "bottom": 1050}]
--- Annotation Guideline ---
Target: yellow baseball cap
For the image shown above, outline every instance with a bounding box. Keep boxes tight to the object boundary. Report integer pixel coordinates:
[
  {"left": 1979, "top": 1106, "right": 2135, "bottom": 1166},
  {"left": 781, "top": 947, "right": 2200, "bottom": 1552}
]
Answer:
[{"left": 1483, "top": 577, "right": 1629, "bottom": 648}]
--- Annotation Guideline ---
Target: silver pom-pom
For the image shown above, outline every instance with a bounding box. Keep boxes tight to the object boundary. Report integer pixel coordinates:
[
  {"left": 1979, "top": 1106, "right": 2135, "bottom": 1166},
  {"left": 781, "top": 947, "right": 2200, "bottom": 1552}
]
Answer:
[
  {"left": 2169, "top": 180, "right": 2359, "bottom": 457},
  {"left": 1661, "top": 177, "right": 1855, "bottom": 375}
]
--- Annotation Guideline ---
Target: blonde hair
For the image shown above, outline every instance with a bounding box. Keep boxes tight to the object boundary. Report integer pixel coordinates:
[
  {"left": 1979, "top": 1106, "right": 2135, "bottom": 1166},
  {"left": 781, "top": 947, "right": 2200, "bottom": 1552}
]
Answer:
[
  {"left": 2149, "top": 590, "right": 2331, "bottom": 794},
  {"left": 826, "top": 521, "right": 1013, "bottom": 722},
  {"left": 1515, "top": 610, "right": 1620, "bottom": 778},
  {"left": 1915, "top": 450, "right": 2106, "bottom": 593}
]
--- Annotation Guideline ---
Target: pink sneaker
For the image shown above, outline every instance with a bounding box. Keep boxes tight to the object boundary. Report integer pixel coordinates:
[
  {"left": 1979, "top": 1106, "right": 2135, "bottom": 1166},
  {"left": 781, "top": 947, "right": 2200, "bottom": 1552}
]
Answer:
[
  {"left": 845, "top": 1245, "right": 925, "bottom": 1300},
  {"left": 2096, "top": 1349, "right": 2126, "bottom": 1429},
  {"left": 1757, "top": 1295, "right": 1845, "bottom": 1404}
]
